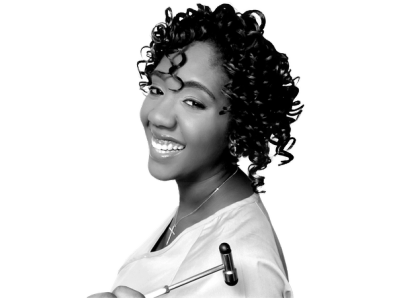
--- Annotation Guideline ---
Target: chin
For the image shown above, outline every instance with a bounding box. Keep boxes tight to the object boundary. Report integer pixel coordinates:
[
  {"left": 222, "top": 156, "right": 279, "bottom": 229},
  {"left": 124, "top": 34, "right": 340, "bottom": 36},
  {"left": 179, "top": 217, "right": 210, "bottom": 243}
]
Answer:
[{"left": 147, "top": 159, "right": 176, "bottom": 181}]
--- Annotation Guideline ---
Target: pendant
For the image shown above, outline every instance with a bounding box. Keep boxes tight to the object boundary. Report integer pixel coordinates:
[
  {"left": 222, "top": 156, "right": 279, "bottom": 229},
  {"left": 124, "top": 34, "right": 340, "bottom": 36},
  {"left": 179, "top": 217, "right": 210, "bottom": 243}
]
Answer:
[{"left": 167, "top": 224, "right": 176, "bottom": 245}]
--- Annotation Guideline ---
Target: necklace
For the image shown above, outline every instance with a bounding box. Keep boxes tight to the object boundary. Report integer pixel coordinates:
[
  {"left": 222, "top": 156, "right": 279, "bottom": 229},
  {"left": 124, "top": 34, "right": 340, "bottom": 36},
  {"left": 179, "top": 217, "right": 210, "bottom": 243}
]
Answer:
[{"left": 166, "top": 168, "right": 239, "bottom": 245}]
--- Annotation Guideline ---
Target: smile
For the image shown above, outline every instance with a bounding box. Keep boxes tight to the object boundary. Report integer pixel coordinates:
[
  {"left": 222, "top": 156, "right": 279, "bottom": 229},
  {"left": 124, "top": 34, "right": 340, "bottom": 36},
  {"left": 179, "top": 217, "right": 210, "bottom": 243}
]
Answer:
[
  {"left": 151, "top": 137, "right": 186, "bottom": 154},
  {"left": 152, "top": 137, "right": 185, "bottom": 151}
]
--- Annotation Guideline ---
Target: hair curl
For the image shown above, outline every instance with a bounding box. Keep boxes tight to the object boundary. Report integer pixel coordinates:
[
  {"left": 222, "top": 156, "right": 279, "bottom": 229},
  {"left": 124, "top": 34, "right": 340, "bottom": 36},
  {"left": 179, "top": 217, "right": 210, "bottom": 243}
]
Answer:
[{"left": 137, "top": 4, "right": 303, "bottom": 193}]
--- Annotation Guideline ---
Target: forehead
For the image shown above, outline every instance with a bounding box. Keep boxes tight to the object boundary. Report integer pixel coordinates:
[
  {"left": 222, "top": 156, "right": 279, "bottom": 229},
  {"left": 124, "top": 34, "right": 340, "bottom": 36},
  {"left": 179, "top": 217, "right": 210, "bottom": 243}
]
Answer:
[{"left": 153, "top": 42, "right": 228, "bottom": 95}]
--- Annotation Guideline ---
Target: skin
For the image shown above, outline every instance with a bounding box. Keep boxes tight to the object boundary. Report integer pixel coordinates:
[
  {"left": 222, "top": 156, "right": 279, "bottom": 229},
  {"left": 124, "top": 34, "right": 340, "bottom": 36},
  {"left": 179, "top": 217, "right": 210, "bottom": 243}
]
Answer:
[
  {"left": 141, "top": 41, "right": 253, "bottom": 248},
  {"left": 88, "top": 286, "right": 144, "bottom": 298}
]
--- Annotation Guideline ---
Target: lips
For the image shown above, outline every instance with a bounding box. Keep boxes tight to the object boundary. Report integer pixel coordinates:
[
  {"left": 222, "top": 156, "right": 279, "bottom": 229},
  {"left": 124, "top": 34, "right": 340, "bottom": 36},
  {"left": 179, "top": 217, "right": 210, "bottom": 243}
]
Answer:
[
  {"left": 150, "top": 129, "right": 186, "bottom": 146},
  {"left": 148, "top": 138, "right": 184, "bottom": 162}
]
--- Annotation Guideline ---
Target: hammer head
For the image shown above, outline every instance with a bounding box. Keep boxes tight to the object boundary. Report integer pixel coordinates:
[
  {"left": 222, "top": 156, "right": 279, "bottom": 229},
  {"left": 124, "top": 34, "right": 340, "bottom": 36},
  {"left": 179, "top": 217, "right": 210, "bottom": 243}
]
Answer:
[{"left": 219, "top": 243, "right": 238, "bottom": 286}]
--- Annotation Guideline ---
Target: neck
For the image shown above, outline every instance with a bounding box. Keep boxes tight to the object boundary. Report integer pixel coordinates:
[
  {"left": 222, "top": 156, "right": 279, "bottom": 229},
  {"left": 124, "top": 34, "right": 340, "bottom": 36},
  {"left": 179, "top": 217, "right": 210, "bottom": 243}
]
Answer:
[{"left": 175, "top": 163, "right": 237, "bottom": 216}]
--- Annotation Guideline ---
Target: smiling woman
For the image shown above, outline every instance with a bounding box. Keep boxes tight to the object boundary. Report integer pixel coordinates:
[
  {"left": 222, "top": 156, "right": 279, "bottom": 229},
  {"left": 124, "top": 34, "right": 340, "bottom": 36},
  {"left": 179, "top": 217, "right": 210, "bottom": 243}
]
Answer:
[
  {"left": 89, "top": 3, "right": 302, "bottom": 298},
  {"left": 142, "top": 42, "right": 233, "bottom": 183}
]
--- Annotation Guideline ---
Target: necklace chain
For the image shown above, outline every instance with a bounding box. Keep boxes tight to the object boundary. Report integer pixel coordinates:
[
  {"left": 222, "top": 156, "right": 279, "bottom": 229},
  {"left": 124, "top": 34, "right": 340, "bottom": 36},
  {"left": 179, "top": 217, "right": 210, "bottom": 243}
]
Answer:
[{"left": 166, "top": 168, "right": 239, "bottom": 245}]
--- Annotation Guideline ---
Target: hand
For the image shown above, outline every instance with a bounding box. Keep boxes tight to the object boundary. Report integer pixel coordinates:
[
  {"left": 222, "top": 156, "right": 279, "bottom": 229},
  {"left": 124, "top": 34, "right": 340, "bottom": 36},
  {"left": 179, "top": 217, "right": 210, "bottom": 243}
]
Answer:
[
  {"left": 88, "top": 286, "right": 145, "bottom": 298},
  {"left": 112, "top": 286, "right": 145, "bottom": 298}
]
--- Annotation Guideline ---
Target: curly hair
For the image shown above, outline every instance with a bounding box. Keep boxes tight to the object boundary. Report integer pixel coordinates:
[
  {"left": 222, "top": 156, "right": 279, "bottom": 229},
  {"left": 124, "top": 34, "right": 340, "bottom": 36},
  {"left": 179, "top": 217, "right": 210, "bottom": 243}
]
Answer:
[{"left": 137, "top": 4, "right": 303, "bottom": 193}]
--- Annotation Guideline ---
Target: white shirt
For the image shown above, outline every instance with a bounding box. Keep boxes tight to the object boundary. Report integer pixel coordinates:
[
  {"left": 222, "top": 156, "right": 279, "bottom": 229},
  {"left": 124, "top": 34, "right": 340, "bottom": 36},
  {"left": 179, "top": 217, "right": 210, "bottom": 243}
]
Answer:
[{"left": 112, "top": 192, "right": 293, "bottom": 298}]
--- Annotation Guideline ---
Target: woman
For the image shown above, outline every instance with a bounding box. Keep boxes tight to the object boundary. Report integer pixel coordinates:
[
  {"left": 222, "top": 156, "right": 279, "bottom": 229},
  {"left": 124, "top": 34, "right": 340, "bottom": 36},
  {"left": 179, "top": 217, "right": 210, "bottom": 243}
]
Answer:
[{"left": 90, "top": 3, "right": 302, "bottom": 298}]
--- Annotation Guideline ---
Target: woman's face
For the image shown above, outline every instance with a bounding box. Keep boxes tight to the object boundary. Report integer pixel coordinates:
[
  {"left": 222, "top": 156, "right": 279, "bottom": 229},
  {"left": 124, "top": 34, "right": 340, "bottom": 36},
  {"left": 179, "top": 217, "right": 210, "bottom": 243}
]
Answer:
[{"left": 140, "top": 42, "right": 232, "bottom": 182}]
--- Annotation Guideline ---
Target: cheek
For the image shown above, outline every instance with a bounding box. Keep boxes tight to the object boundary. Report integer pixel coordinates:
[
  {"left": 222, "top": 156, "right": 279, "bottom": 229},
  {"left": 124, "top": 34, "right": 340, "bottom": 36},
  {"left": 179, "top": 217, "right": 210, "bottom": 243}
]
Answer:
[
  {"left": 139, "top": 99, "right": 151, "bottom": 142},
  {"left": 185, "top": 116, "right": 229, "bottom": 151},
  {"left": 140, "top": 98, "right": 150, "bottom": 127}
]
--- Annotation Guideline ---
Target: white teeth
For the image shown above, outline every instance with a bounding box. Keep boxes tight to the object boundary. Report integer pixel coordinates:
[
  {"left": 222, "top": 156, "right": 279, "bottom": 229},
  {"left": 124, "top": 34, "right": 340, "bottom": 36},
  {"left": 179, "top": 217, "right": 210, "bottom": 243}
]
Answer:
[{"left": 151, "top": 137, "right": 185, "bottom": 152}]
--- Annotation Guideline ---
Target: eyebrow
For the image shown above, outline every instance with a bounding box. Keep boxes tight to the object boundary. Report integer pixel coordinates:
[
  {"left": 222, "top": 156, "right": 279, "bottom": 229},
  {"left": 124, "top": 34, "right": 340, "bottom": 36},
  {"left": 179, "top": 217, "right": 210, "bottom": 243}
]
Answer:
[{"left": 150, "top": 70, "right": 216, "bottom": 101}]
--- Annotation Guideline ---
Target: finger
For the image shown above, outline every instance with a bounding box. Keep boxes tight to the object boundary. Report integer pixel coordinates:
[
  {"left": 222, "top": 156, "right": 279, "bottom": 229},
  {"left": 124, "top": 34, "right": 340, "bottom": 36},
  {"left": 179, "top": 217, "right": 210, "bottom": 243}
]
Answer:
[
  {"left": 113, "top": 285, "right": 145, "bottom": 298},
  {"left": 87, "top": 293, "right": 116, "bottom": 298}
]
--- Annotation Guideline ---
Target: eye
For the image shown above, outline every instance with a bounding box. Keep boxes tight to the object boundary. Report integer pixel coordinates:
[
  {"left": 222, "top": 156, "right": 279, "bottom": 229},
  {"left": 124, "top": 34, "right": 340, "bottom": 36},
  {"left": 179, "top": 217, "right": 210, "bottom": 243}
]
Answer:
[
  {"left": 184, "top": 99, "right": 205, "bottom": 110},
  {"left": 148, "top": 86, "right": 205, "bottom": 110},
  {"left": 148, "top": 86, "right": 163, "bottom": 95}
]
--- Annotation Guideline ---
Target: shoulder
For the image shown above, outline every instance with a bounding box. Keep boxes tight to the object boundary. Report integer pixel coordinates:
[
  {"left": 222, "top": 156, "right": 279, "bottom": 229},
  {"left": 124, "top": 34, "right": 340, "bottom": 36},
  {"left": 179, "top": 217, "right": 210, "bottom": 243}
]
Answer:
[
  {"left": 219, "top": 194, "right": 283, "bottom": 261},
  {"left": 217, "top": 193, "right": 276, "bottom": 245},
  {"left": 210, "top": 194, "right": 293, "bottom": 296}
]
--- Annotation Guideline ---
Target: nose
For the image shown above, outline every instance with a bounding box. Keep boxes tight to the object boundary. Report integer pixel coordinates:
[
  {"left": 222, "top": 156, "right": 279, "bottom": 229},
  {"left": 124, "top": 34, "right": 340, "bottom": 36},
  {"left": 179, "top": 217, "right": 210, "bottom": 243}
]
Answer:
[{"left": 147, "top": 94, "right": 177, "bottom": 130}]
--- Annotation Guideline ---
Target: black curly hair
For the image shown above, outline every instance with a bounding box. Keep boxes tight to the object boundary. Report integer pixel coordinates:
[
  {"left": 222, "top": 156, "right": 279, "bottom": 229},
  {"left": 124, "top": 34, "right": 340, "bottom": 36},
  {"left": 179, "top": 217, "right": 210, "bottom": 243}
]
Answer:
[{"left": 137, "top": 3, "right": 303, "bottom": 193}]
